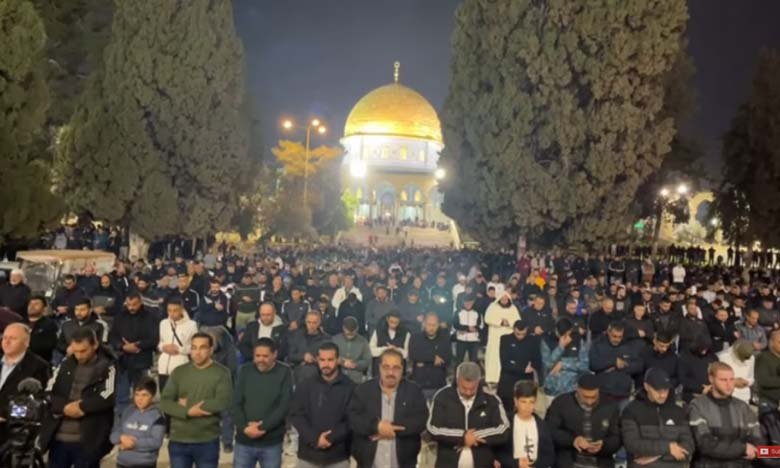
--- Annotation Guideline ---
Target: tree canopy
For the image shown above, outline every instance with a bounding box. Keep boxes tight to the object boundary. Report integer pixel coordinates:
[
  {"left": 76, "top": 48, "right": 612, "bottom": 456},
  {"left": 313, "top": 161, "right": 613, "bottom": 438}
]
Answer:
[
  {"left": 439, "top": 0, "right": 688, "bottom": 249},
  {"left": 55, "top": 0, "right": 253, "bottom": 240},
  {"left": 0, "top": 0, "right": 62, "bottom": 244}
]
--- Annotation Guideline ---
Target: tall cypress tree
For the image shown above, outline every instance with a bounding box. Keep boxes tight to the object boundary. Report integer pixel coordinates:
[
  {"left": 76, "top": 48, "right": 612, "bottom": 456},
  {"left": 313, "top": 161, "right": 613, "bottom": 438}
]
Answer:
[
  {"left": 56, "top": 0, "right": 252, "bottom": 240},
  {"left": 0, "top": 0, "right": 62, "bottom": 244},
  {"left": 440, "top": 0, "right": 688, "bottom": 248}
]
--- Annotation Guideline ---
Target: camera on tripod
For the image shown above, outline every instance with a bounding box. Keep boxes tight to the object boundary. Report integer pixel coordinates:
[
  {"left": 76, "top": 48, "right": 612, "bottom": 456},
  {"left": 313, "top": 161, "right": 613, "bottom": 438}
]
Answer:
[{"left": 2, "top": 377, "right": 47, "bottom": 468}]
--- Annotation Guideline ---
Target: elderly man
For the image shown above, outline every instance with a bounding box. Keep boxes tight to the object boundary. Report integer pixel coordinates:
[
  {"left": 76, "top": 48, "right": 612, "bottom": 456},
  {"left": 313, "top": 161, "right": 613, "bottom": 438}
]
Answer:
[
  {"left": 409, "top": 313, "right": 452, "bottom": 400},
  {"left": 239, "top": 302, "right": 287, "bottom": 362},
  {"left": 427, "top": 362, "right": 510, "bottom": 467},
  {"left": 0, "top": 323, "right": 50, "bottom": 438},
  {"left": 348, "top": 349, "right": 428, "bottom": 468},
  {"left": 287, "top": 310, "right": 331, "bottom": 384},
  {"left": 0, "top": 269, "right": 31, "bottom": 317}
]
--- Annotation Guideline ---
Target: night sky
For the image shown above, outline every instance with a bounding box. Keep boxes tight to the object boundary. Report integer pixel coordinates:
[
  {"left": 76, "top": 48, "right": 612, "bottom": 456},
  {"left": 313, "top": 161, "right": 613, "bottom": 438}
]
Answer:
[{"left": 234, "top": 0, "right": 780, "bottom": 178}]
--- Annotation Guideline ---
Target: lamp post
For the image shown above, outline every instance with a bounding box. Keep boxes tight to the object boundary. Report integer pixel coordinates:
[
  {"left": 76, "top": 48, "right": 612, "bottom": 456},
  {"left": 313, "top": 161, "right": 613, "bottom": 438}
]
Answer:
[
  {"left": 281, "top": 117, "right": 327, "bottom": 207},
  {"left": 652, "top": 183, "right": 689, "bottom": 254}
]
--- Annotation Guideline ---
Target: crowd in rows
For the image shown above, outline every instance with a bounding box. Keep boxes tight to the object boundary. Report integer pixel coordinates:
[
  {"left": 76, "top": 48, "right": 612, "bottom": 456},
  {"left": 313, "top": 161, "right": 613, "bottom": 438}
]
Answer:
[{"left": 3, "top": 246, "right": 780, "bottom": 468}]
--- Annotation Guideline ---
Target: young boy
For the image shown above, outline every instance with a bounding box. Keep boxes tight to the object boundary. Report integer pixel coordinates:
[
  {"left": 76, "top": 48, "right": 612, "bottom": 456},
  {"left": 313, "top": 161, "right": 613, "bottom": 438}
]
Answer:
[{"left": 110, "top": 377, "right": 165, "bottom": 468}]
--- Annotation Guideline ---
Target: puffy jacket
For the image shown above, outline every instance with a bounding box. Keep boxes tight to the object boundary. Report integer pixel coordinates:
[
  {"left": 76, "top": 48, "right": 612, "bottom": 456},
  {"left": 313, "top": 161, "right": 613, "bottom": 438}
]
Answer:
[
  {"left": 678, "top": 348, "right": 718, "bottom": 403},
  {"left": 408, "top": 329, "right": 451, "bottom": 391},
  {"left": 621, "top": 390, "right": 694, "bottom": 467},
  {"left": 540, "top": 334, "right": 589, "bottom": 397},
  {"left": 198, "top": 291, "right": 230, "bottom": 327},
  {"left": 40, "top": 346, "right": 117, "bottom": 459},
  {"left": 289, "top": 371, "right": 355, "bottom": 464},
  {"left": 689, "top": 393, "right": 763, "bottom": 468},
  {"left": 427, "top": 384, "right": 510, "bottom": 468},
  {"left": 348, "top": 378, "right": 428, "bottom": 468},
  {"left": 238, "top": 316, "right": 287, "bottom": 362},
  {"left": 109, "top": 307, "right": 159, "bottom": 370}
]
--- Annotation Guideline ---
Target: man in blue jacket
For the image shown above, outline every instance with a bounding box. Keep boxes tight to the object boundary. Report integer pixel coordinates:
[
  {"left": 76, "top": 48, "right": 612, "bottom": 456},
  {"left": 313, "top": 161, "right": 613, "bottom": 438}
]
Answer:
[{"left": 589, "top": 322, "right": 644, "bottom": 405}]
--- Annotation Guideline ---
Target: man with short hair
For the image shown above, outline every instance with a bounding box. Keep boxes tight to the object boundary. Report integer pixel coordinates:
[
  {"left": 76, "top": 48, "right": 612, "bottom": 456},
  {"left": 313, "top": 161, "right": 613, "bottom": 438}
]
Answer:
[
  {"left": 0, "top": 323, "right": 50, "bottom": 440},
  {"left": 234, "top": 273, "right": 263, "bottom": 333},
  {"left": 498, "top": 320, "right": 542, "bottom": 415},
  {"left": 232, "top": 338, "right": 293, "bottom": 468},
  {"left": 348, "top": 349, "right": 428, "bottom": 468},
  {"left": 52, "top": 274, "right": 87, "bottom": 321},
  {"left": 589, "top": 322, "right": 643, "bottom": 404},
  {"left": 408, "top": 313, "right": 451, "bottom": 399},
  {"left": 159, "top": 332, "right": 233, "bottom": 468},
  {"left": 621, "top": 368, "right": 694, "bottom": 467},
  {"left": 331, "top": 316, "right": 371, "bottom": 383},
  {"left": 290, "top": 342, "right": 356, "bottom": 468},
  {"left": 57, "top": 298, "right": 109, "bottom": 357},
  {"left": 281, "top": 285, "right": 311, "bottom": 332},
  {"left": 165, "top": 274, "right": 201, "bottom": 319},
  {"left": 25, "top": 294, "right": 59, "bottom": 363},
  {"left": 689, "top": 361, "right": 763, "bottom": 466},
  {"left": 239, "top": 302, "right": 287, "bottom": 362},
  {"left": 287, "top": 310, "right": 331, "bottom": 384},
  {"left": 40, "top": 328, "right": 117, "bottom": 468},
  {"left": 736, "top": 309, "right": 767, "bottom": 354},
  {"left": 427, "top": 362, "right": 510, "bottom": 467},
  {"left": 198, "top": 277, "right": 231, "bottom": 328},
  {"left": 544, "top": 373, "right": 621, "bottom": 468}
]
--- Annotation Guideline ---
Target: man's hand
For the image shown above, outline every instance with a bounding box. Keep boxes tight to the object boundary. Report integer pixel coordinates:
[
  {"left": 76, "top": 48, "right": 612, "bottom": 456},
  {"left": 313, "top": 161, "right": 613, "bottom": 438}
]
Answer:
[
  {"left": 616, "top": 357, "right": 627, "bottom": 369},
  {"left": 464, "top": 429, "right": 485, "bottom": 448},
  {"left": 638, "top": 329, "right": 646, "bottom": 338},
  {"left": 585, "top": 440, "right": 603, "bottom": 454},
  {"left": 343, "top": 359, "right": 356, "bottom": 369},
  {"left": 119, "top": 434, "right": 136, "bottom": 450},
  {"left": 63, "top": 401, "right": 84, "bottom": 419},
  {"left": 288, "top": 321, "right": 299, "bottom": 331},
  {"left": 753, "top": 341, "right": 763, "bottom": 351},
  {"left": 303, "top": 352, "right": 315, "bottom": 364},
  {"left": 669, "top": 442, "right": 689, "bottom": 461},
  {"left": 377, "top": 420, "right": 405, "bottom": 439},
  {"left": 735, "top": 377, "right": 750, "bottom": 388},
  {"left": 417, "top": 315, "right": 424, "bottom": 323},
  {"left": 56, "top": 306, "right": 68, "bottom": 315},
  {"left": 746, "top": 443, "right": 758, "bottom": 460},
  {"left": 242, "top": 296, "right": 252, "bottom": 303},
  {"left": 434, "top": 355, "right": 445, "bottom": 367},
  {"left": 558, "top": 333, "right": 572, "bottom": 349},
  {"left": 122, "top": 338, "right": 140, "bottom": 353},
  {"left": 573, "top": 436, "right": 590, "bottom": 452},
  {"left": 534, "top": 326, "right": 544, "bottom": 336},
  {"left": 500, "top": 319, "right": 510, "bottom": 327},
  {"left": 243, "top": 421, "right": 265, "bottom": 439},
  {"left": 550, "top": 362, "right": 563, "bottom": 375},
  {"left": 162, "top": 344, "right": 179, "bottom": 355},
  {"left": 66, "top": 343, "right": 75, "bottom": 356},
  {"left": 178, "top": 397, "right": 188, "bottom": 407},
  {"left": 701, "top": 384, "right": 712, "bottom": 395},
  {"left": 187, "top": 401, "right": 212, "bottom": 418},
  {"left": 468, "top": 325, "right": 477, "bottom": 332},
  {"left": 316, "top": 430, "right": 332, "bottom": 449},
  {"left": 215, "top": 302, "right": 224, "bottom": 311},
  {"left": 525, "top": 362, "right": 534, "bottom": 374}
]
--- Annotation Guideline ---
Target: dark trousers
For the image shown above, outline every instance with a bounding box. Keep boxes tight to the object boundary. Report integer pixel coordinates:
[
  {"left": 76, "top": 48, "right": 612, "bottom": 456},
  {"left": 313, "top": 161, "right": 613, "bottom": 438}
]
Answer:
[
  {"left": 456, "top": 341, "right": 480, "bottom": 363},
  {"left": 116, "top": 366, "right": 149, "bottom": 416},
  {"left": 169, "top": 439, "right": 220, "bottom": 468},
  {"left": 48, "top": 440, "right": 101, "bottom": 468}
]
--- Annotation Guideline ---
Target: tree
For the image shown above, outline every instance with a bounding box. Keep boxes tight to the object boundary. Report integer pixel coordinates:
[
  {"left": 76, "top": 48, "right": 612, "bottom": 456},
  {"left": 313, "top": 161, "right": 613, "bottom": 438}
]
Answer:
[
  {"left": 32, "top": 0, "right": 114, "bottom": 126},
  {"left": 714, "top": 50, "right": 780, "bottom": 248},
  {"left": 0, "top": 0, "right": 62, "bottom": 244},
  {"left": 271, "top": 140, "right": 342, "bottom": 177},
  {"left": 55, "top": 0, "right": 253, "bottom": 240},
  {"left": 439, "top": 0, "right": 688, "bottom": 249}
]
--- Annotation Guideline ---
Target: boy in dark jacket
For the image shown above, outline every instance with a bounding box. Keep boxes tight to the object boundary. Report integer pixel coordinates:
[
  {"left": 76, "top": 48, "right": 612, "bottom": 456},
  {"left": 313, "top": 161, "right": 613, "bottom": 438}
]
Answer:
[{"left": 497, "top": 380, "right": 555, "bottom": 468}]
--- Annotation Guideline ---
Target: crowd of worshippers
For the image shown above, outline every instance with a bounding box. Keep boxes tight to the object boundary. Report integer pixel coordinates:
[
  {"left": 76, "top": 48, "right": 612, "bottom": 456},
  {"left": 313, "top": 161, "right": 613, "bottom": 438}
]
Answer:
[{"left": 5, "top": 247, "right": 780, "bottom": 467}]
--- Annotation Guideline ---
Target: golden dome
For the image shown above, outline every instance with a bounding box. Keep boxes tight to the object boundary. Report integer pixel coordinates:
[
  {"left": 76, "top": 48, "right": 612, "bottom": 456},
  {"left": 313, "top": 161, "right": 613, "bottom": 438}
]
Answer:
[{"left": 344, "top": 65, "right": 442, "bottom": 143}]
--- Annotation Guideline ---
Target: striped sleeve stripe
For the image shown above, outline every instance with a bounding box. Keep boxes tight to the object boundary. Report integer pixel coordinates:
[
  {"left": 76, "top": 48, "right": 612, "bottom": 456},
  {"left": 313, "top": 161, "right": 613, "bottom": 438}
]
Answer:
[
  {"left": 100, "top": 365, "right": 116, "bottom": 399},
  {"left": 426, "top": 387, "right": 466, "bottom": 438},
  {"left": 46, "top": 364, "right": 61, "bottom": 392},
  {"left": 474, "top": 393, "right": 510, "bottom": 439}
]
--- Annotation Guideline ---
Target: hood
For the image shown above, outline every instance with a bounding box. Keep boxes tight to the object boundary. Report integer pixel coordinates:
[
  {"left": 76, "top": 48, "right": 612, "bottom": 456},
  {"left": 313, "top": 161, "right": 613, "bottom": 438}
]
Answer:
[{"left": 259, "top": 314, "right": 284, "bottom": 328}]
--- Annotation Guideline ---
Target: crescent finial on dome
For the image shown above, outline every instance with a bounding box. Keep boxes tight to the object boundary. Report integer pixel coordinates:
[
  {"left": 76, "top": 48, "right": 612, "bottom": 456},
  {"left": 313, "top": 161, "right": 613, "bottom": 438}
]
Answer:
[{"left": 394, "top": 61, "right": 400, "bottom": 83}]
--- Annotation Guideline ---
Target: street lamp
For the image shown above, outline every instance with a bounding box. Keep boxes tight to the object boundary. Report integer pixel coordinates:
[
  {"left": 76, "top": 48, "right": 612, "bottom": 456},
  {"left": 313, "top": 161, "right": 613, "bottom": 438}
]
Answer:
[
  {"left": 710, "top": 218, "right": 719, "bottom": 227},
  {"left": 659, "top": 188, "right": 670, "bottom": 198},
  {"left": 652, "top": 182, "right": 690, "bottom": 254},
  {"left": 676, "top": 184, "right": 688, "bottom": 195},
  {"left": 281, "top": 117, "right": 327, "bottom": 207},
  {"left": 434, "top": 168, "right": 446, "bottom": 180}
]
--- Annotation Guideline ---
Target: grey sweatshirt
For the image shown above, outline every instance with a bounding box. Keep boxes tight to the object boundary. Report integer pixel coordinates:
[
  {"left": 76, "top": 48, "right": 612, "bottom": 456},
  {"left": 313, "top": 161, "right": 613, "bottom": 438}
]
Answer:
[{"left": 110, "top": 404, "right": 165, "bottom": 466}]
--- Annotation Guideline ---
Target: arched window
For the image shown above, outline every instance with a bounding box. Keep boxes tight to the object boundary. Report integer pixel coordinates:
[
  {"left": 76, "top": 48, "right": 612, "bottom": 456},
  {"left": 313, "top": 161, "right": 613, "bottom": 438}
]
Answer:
[{"left": 414, "top": 190, "right": 422, "bottom": 202}]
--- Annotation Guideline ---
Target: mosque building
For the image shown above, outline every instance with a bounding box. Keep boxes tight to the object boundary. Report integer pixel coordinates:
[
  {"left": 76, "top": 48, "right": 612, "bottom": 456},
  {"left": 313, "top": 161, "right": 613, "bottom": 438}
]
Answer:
[{"left": 340, "top": 62, "right": 449, "bottom": 224}]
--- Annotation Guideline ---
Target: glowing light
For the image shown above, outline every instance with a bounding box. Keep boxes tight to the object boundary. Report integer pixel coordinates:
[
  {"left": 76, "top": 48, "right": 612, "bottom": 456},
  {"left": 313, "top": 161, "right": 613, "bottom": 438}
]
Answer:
[
  {"left": 311, "top": 118, "right": 321, "bottom": 127},
  {"left": 434, "top": 168, "right": 446, "bottom": 180},
  {"left": 676, "top": 184, "right": 688, "bottom": 195},
  {"left": 318, "top": 126, "right": 327, "bottom": 135},
  {"left": 350, "top": 161, "right": 367, "bottom": 178},
  {"left": 659, "top": 188, "right": 670, "bottom": 197},
  {"left": 282, "top": 120, "right": 293, "bottom": 130}
]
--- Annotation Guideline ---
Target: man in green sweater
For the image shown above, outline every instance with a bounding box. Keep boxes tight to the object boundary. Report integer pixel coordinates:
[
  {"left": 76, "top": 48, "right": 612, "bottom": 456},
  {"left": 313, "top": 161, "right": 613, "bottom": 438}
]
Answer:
[
  {"left": 232, "top": 337, "right": 293, "bottom": 468},
  {"left": 160, "top": 331, "right": 233, "bottom": 468},
  {"left": 757, "top": 328, "right": 780, "bottom": 414}
]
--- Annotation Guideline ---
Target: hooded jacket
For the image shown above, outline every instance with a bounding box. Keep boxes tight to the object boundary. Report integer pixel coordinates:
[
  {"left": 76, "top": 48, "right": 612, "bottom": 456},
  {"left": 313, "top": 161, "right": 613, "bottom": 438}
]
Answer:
[
  {"left": 157, "top": 311, "right": 198, "bottom": 376},
  {"left": 689, "top": 393, "right": 763, "bottom": 468},
  {"left": 621, "top": 390, "right": 694, "bottom": 468},
  {"left": 109, "top": 404, "right": 165, "bottom": 467},
  {"left": 238, "top": 314, "right": 287, "bottom": 362},
  {"left": 540, "top": 333, "right": 589, "bottom": 397}
]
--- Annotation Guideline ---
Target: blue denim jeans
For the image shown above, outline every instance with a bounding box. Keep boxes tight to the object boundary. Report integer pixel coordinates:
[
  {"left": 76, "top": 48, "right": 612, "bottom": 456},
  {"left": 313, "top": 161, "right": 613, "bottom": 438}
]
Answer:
[
  {"left": 169, "top": 439, "right": 220, "bottom": 468},
  {"left": 233, "top": 442, "right": 282, "bottom": 468}
]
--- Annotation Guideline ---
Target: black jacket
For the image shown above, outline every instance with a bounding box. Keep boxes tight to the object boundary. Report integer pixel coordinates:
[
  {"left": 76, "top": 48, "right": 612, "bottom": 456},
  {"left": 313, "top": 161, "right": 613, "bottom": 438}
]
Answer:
[
  {"left": 109, "top": 307, "right": 160, "bottom": 370},
  {"left": 408, "top": 329, "right": 451, "bottom": 391},
  {"left": 51, "top": 286, "right": 87, "bottom": 316},
  {"left": 287, "top": 329, "right": 331, "bottom": 384},
  {"left": 496, "top": 414, "right": 555, "bottom": 468},
  {"left": 498, "top": 334, "right": 542, "bottom": 410},
  {"left": 544, "top": 392, "right": 621, "bottom": 468},
  {"left": 348, "top": 378, "right": 428, "bottom": 468},
  {"left": 198, "top": 291, "right": 231, "bottom": 327},
  {"left": 678, "top": 349, "right": 718, "bottom": 403},
  {"left": 338, "top": 298, "right": 366, "bottom": 334},
  {"left": 0, "top": 351, "right": 50, "bottom": 439},
  {"left": 40, "top": 346, "right": 117, "bottom": 459},
  {"left": 165, "top": 288, "right": 201, "bottom": 318},
  {"left": 289, "top": 370, "right": 356, "bottom": 464},
  {"left": 620, "top": 390, "right": 694, "bottom": 467},
  {"left": 760, "top": 410, "right": 780, "bottom": 466},
  {"left": 0, "top": 282, "right": 30, "bottom": 316},
  {"left": 708, "top": 319, "right": 737, "bottom": 353},
  {"left": 652, "top": 310, "right": 682, "bottom": 338},
  {"left": 91, "top": 284, "right": 123, "bottom": 318},
  {"left": 26, "top": 316, "right": 59, "bottom": 363},
  {"left": 589, "top": 309, "right": 623, "bottom": 337},
  {"left": 238, "top": 320, "right": 287, "bottom": 362},
  {"left": 57, "top": 313, "right": 107, "bottom": 353},
  {"left": 638, "top": 346, "right": 678, "bottom": 389},
  {"left": 427, "top": 384, "right": 510, "bottom": 468},
  {"left": 589, "top": 336, "right": 644, "bottom": 398},
  {"left": 678, "top": 315, "right": 712, "bottom": 354}
]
